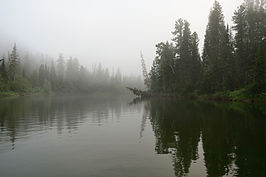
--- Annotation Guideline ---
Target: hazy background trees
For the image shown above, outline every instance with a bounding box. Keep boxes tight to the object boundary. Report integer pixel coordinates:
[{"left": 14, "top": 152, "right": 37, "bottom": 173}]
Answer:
[{"left": 0, "top": 44, "right": 144, "bottom": 95}]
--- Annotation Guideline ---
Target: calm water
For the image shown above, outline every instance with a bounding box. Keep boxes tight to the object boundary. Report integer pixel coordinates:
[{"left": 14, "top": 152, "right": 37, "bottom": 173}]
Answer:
[{"left": 0, "top": 95, "right": 265, "bottom": 177}]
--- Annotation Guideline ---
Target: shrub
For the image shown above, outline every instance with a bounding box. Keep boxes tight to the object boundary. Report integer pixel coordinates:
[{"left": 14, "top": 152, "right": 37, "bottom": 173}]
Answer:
[
  {"left": 9, "top": 74, "right": 32, "bottom": 93},
  {"left": 43, "top": 80, "right": 52, "bottom": 94}
]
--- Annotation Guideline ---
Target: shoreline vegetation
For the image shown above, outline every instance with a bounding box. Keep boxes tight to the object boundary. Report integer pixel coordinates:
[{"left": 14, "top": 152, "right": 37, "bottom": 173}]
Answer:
[
  {"left": 1, "top": 0, "right": 265, "bottom": 102},
  {"left": 129, "top": 0, "right": 266, "bottom": 103},
  {"left": 127, "top": 87, "right": 266, "bottom": 103},
  {"left": 0, "top": 45, "right": 144, "bottom": 98}
]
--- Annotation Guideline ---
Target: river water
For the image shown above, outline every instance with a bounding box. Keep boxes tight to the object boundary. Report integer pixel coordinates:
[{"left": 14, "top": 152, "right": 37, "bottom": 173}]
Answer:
[{"left": 0, "top": 95, "right": 265, "bottom": 177}]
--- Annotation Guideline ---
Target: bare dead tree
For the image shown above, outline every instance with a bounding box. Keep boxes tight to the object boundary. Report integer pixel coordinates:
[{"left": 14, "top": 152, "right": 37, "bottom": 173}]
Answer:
[{"left": 140, "top": 51, "right": 150, "bottom": 89}]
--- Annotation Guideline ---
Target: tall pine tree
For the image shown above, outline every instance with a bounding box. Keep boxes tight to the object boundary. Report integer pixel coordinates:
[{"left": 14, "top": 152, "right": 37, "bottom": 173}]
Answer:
[
  {"left": 8, "top": 44, "right": 20, "bottom": 81},
  {"left": 202, "top": 0, "right": 233, "bottom": 93}
]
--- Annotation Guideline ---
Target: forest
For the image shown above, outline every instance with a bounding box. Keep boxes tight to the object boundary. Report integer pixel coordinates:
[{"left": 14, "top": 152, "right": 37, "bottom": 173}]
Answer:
[
  {"left": 147, "top": 0, "right": 266, "bottom": 100},
  {"left": 0, "top": 45, "right": 144, "bottom": 96},
  {"left": 0, "top": 0, "right": 265, "bottom": 100}
]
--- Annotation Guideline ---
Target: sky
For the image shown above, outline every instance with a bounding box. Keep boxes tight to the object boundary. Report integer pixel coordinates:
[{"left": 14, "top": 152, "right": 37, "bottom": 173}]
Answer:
[{"left": 0, "top": 0, "right": 243, "bottom": 75}]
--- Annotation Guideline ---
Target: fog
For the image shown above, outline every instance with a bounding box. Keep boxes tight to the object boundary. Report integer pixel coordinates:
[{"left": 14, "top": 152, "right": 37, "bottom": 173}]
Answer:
[{"left": 1, "top": 0, "right": 242, "bottom": 75}]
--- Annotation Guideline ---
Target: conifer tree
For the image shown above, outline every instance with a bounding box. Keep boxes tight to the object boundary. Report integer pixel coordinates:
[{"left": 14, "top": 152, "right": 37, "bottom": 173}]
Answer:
[
  {"left": 191, "top": 32, "right": 202, "bottom": 87},
  {"left": 39, "top": 64, "right": 45, "bottom": 87},
  {"left": 172, "top": 19, "right": 202, "bottom": 92},
  {"left": 8, "top": 44, "right": 20, "bottom": 81},
  {"left": 149, "top": 56, "right": 161, "bottom": 93},
  {"left": 50, "top": 59, "right": 57, "bottom": 90},
  {"left": 157, "top": 42, "right": 175, "bottom": 92},
  {"left": 254, "top": 38, "right": 266, "bottom": 91},
  {"left": 233, "top": 0, "right": 266, "bottom": 88},
  {"left": 233, "top": 4, "right": 249, "bottom": 86},
  {"left": 0, "top": 57, "right": 8, "bottom": 82},
  {"left": 202, "top": 0, "right": 233, "bottom": 92},
  {"left": 57, "top": 54, "right": 65, "bottom": 84}
]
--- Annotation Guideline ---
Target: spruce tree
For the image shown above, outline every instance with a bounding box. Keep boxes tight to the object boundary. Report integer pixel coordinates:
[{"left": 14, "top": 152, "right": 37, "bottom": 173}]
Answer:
[
  {"left": 254, "top": 38, "right": 266, "bottom": 92},
  {"left": 157, "top": 42, "right": 175, "bottom": 92},
  {"left": 0, "top": 57, "right": 8, "bottom": 82},
  {"left": 149, "top": 55, "right": 161, "bottom": 93},
  {"left": 50, "top": 59, "right": 57, "bottom": 90},
  {"left": 57, "top": 54, "right": 65, "bottom": 84},
  {"left": 202, "top": 0, "right": 233, "bottom": 93},
  {"left": 8, "top": 44, "right": 20, "bottom": 81},
  {"left": 39, "top": 64, "right": 45, "bottom": 87},
  {"left": 233, "top": 0, "right": 266, "bottom": 89},
  {"left": 172, "top": 19, "right": 202, "bottom": 93},
  {"left": 191, "top": 32, "right": 202, "bottom": 88},
  {"left": 233, "top": 4, "right": 248, "bottom": 87}
]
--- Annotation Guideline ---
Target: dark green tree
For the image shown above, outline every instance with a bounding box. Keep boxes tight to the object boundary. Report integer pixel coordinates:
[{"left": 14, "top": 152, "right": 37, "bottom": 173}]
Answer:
[
  {"left": 202, "top": 0, "right": 233, "bottom": 93},
  {"left": 8, "top": 44, "right": 20, "bottom": 81},
  {"left": 149, "top": 56, "right": 161, "bottom": 93},
  {"left": 233, "top": 4, "right": 249, "bottom": 86},
  {"left": 191, "top": 32, "right": 202, "bottom": 87},
  {"left": 233, "top": 0, "right": 266, "bottom": 90},
  {"left": 171, "top": 19, "right": 202, "bottom": 93},
  {"left": 156, "top": 42, "right": 175, "bottom": 92},
  {"left": 0, "top": 57, "right": 8, "bottom": 82},
  {"left": 253, "top": 38, "right": 266, "bottom": 92}
]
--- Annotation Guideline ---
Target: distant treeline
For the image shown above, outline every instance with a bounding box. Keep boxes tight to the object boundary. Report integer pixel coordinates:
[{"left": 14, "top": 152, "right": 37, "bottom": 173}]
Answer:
[
  {"left": 0, "top": 45, "right": 143, "bottom": 95},
  {"left": 148, "top": 0, "right": 266, "bottom": 96}
]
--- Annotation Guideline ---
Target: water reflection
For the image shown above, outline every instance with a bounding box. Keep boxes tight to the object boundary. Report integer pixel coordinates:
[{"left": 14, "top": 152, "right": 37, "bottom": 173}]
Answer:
[
  {"left": 0, "top": 95, "right": 128, "bottom": 151},
  {"left": 0, "top": 96, "right": 265, "bottom": 176},
  {"left": 147, "top": 98, "right": 266, "bottom": 176}
]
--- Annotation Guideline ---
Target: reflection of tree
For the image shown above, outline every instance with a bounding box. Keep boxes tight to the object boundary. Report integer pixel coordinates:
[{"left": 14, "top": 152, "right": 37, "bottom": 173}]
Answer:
[
  {"left": 201, "top": 103, "right": 266, "bottom": 177},
  {"left": 149, "top": 99, "right": 201, "bottom": 177},
  {"left": 148, "top": 99, "right": 266, "bottom": 177},
  {"left": 139, "top": 102, "right": 149, "bottom": 140},
  {"left": 0, "top": 95, "right": 125, "bottom": 150},
  {"left": 200, "top": 103, "right": 235, "bottom": 177}
]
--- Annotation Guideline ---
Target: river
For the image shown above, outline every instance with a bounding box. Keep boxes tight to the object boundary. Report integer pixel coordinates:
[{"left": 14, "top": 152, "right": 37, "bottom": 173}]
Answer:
[{"left": 0, "top": 95, "right": 265, "bottom": 177}]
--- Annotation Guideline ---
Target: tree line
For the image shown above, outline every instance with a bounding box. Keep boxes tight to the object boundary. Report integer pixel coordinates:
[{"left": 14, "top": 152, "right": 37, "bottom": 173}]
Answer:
[
  {"left": 0, "top": 45, "right": 143, "bottom": 95},
  {"left": 148, "top": 0, "right": 266, "bottom": 96}
]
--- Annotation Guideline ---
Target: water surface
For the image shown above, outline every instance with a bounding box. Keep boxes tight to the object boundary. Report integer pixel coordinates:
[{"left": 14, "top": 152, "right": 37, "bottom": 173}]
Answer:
[{"left": 0, "top": 95, "right": 265, "bottom": 177}]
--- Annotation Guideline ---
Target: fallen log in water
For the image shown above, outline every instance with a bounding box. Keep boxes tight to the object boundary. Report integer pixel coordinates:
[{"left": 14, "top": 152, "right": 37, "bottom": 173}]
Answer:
[{"left": 126, "top": 87, "right": 151, "bottom": 98}]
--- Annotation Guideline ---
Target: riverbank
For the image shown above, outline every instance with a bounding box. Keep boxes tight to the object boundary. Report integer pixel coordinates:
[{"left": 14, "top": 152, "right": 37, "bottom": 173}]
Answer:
[
  {"left": 0, "top": 87, "right": 131, "bottom": 99},
  {"left": 197, "top": 89, "right": 266, "bottom": 103},
  {"left": 0, "top": 87, "right": 46, "bottom": 98},
  {"left": 0, "top": 91, "right": 19, "bottom": 98},
  {"left": 127, "top": 87, "right": 266, "bottom": 104}
]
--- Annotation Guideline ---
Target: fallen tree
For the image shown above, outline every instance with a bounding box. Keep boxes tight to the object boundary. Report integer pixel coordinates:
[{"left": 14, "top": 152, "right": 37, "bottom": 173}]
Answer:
[{"left": 126, "top": 87, "right": 151, "bottom": 98}]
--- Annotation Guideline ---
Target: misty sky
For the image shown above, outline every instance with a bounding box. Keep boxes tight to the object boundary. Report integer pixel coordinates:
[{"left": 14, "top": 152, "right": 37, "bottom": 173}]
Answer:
[{"left": 0, "top": 0, "right": 242, "bottom": 75}]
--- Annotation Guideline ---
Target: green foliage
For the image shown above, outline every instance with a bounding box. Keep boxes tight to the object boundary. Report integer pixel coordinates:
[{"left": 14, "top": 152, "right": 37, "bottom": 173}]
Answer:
[
  {"left": 43, "top": 80, "right": 52, "bottom": 94},
  {"left": 149, "top": 18, "right": 202, "bottom": 95},
  {"left": 9, "top": 74, "right": 32, "bottom": 93},
  {"left": 1, "top": 0, "right": 264, "bottom": 99},
  {"left": 0, "top": 57, "right": 8, "bottom": 82},
  {"left": 8, "top": 44, "right": 20, "bottom": 81},
  {"left": 0, "top": 91, "right": 18, "bottom": 97},
  {"left": 0, "top": 76, "right": 9, "bottom": 91},
  {"left": 233, "top": 0, "right": 266, "bottom": 87},
  {"left": 1, "top": 43, "right": 142, "bottom": 97},
  {"left": 202, "top": 0, "right": 234, "bottom": 93},
  {"left": 253, "top": 39, "right": 266, "bottom": 92},
  {"left": 148, "top": 0, "right": 266, "bottom": 99}
]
